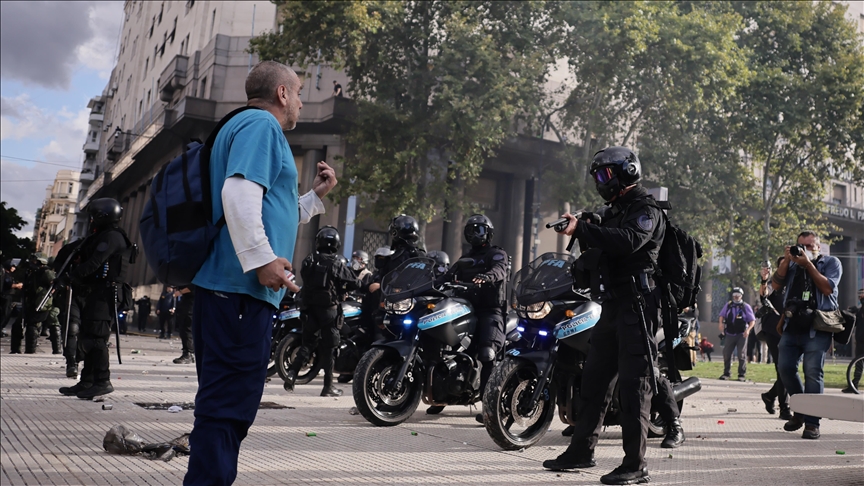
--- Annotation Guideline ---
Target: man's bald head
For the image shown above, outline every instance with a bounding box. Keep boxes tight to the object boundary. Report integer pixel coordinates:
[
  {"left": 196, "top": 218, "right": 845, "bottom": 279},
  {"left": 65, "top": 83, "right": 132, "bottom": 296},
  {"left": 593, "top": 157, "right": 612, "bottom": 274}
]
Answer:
[{"left": 245, "top": 60, "right": 299, "bottom": 103}]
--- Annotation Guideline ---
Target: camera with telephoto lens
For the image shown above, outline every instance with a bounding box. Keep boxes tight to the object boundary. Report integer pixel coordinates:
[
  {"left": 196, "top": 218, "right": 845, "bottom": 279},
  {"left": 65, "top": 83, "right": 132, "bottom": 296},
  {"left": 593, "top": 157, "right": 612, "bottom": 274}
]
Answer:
[
  {"left": 755, "top": 295, "right": 779, "bottom": 319},
  {"left": 789, "top": 245, "right": 805, "bottom": 257}
]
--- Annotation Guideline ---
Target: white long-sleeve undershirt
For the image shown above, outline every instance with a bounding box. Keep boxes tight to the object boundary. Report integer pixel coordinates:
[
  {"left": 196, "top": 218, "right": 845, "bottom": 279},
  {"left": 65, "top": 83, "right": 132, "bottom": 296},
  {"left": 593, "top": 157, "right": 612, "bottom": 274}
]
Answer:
[{"left": 222, "top": 176, "right": 325, "bottom": 273}]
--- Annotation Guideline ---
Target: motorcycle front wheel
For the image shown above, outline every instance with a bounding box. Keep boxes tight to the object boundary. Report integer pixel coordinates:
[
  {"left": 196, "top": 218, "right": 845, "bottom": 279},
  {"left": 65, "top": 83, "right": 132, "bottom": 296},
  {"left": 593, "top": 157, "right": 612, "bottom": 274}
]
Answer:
[
  {"left": 275, "top": 334, "right": 320, "bottom": 385},
  {"left": 352, "top": 347, "right": 422, "bottom": 426},
  {"left": 482, "top": 356, "right": 556, "bottom": 451}
]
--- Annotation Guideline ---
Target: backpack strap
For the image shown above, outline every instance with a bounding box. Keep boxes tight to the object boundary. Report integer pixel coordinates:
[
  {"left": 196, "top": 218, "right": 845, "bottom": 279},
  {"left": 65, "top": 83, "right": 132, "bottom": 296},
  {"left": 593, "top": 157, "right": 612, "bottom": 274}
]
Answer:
[{"left": 201, "top": 106, "right": 262, "bottom": 227}]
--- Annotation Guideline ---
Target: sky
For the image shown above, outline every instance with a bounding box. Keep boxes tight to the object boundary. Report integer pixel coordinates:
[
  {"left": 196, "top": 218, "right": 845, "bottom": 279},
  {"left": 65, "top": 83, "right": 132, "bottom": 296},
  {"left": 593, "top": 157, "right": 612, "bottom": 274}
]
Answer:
[{"left": 0, "top": 1, "right": 124, "bottom": 237}]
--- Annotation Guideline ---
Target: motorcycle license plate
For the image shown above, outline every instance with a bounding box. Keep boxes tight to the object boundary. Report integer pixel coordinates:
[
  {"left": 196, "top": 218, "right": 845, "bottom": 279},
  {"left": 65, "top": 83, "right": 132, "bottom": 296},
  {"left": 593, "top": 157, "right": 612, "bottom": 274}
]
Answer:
[{"left": 279, "top": 309, "right": 300, "bottom": 321}]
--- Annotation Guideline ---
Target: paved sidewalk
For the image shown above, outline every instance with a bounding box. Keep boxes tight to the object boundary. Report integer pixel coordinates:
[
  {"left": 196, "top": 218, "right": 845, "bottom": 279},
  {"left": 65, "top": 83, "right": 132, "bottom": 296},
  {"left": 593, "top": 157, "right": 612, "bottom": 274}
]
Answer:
[{"left": 1, "top": 333, "right": 862, "bottom": 485}]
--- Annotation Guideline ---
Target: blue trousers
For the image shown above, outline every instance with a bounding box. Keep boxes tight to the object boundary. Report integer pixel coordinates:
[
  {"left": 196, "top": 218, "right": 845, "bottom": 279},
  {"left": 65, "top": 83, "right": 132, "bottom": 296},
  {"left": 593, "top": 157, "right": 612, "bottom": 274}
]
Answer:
[
  {"left": 184, "top": 289, "right": 274, "bottom": 485},
  {"left": 777, "top": 330, "right": 832, "bottom": 426}
]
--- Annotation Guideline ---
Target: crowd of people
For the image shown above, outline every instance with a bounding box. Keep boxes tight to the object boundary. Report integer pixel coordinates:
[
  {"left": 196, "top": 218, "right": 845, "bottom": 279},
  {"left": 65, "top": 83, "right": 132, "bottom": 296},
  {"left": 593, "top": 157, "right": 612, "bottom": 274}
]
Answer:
[{"left": 2, "top": 60, "right": 860, "bottom": 486}]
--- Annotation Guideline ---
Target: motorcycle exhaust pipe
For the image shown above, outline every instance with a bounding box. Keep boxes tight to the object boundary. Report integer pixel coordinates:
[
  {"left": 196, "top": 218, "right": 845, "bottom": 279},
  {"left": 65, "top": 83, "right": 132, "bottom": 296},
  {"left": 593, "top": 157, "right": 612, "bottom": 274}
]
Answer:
[{"left": 672, "top": 376, "right": 702, "bottom": 403}]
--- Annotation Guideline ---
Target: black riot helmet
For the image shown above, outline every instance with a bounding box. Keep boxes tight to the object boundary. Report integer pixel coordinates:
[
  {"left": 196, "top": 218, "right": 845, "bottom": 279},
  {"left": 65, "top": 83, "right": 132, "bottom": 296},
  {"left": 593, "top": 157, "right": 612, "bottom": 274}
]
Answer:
[
  {"left": 88, "top": 198, "right": 123, "bottom": 230},
  {"left": 589, "top": 146, "right": 642, "bottom": 202},
  {"left": 464, "top": 214, "right": 494, "bottom": 247},
  {"left": 427, "top": 250, "right": 450, "bottom": 276},
  {"left": 315, "top": 226, "right": 341, "bottom": 254},
  {"left": 389, "top": 215, "right": 420, "bottom": 245}
]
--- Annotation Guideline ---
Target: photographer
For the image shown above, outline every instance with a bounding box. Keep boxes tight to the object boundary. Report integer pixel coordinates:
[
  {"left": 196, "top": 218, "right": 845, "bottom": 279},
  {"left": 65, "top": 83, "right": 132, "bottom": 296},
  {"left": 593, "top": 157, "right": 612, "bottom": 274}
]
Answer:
[
  {"left": 771, "top": 231, "right": 842, "bottom": 440},
  {"left": 717, "top": 287, "right": 755, "bottom": 381},
  {"left": 758, "top": 257, "right": 792, "bottom": 420}
]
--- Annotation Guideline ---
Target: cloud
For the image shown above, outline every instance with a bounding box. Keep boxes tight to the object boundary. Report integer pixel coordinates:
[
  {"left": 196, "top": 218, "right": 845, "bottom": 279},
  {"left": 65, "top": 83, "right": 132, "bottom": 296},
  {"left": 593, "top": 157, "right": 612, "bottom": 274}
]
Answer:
[
  {"left": 0, "top": 158, "right": 59, "bottom": 237},
  {"left": 0, "top": 94, "right": 89, "bottom": 147},
  {"left": 0, "top": 1, "right": 123, "bottom": 90}
]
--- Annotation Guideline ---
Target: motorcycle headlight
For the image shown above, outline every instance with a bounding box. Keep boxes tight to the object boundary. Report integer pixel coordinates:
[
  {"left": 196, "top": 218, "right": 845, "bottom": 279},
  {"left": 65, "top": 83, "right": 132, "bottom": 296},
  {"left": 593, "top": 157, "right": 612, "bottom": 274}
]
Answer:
[
  {"left": 519, "top": 301, "right": 552, "bottom": 320},
  {"left": 385, "top": 298, "right": 414, "bottom": 315}
]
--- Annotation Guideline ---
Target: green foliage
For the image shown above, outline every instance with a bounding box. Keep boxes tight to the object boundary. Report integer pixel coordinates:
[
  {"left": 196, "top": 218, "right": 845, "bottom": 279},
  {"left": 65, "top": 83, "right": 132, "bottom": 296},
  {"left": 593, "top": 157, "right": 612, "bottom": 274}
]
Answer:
[
  {"left": 251, "top": 1, "right": 556, "bottom": 233},
  {"left": 0, "top": 201, "right": 34, "bottom": 260}
]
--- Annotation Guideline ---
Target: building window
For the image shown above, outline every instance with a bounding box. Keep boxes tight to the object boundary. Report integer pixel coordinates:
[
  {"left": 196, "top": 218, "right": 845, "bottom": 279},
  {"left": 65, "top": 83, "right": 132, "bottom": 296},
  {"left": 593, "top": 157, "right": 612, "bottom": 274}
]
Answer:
[
  {"left": 146, "top": 89, "right": 151, "bottom": 107},
  {"left": 138, "top": 99, "right": 143, "bottom": 119},
  {"left": 91, "top": 131, "right": 97, "bottom": 142},
  {"left": 832, "top": 184, "right": 846, "bottom": 206},
  {"left": 180, "top": 39, "right": 185, "bottom": 56},
  {"left": 184, "top": 34, "right": 190, "bottom": 55},
  {"left": 186, "top": 0, "right": 195, "bottom": 15},
  {"left": 158, "top": 2, "right": 163, "bottom": 24},
  {"left": 144, "top": 57, "right": 149, "bottom": 77},
  {"left": 210, "top": 9, "right": 216, "bottom": 38},
  {"left": 68, "top": 183, "right": 74, "bottom": 194},
  {"left": 169, "top": 17, "right": 177, "bottom": 43},
  {"left": 199, "top": 77, "right": 207, "bottom": 99}
]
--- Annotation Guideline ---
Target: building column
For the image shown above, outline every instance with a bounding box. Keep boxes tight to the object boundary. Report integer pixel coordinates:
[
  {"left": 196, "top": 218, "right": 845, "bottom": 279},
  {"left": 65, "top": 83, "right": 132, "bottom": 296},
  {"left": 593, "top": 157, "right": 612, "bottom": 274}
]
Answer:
[{"left": 521, "top": 177, "right": 535, "bottom": 270}]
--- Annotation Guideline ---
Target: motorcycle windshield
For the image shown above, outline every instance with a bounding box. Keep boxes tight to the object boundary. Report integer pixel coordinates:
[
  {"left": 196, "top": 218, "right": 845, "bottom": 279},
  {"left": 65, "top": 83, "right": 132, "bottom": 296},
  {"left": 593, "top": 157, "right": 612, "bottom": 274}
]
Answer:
[
  {"left": 381, "top": 257, "right": 437, "bottom": 302},
  {"left": 512, "top": 252, "right": 577, "bottom": 307}
]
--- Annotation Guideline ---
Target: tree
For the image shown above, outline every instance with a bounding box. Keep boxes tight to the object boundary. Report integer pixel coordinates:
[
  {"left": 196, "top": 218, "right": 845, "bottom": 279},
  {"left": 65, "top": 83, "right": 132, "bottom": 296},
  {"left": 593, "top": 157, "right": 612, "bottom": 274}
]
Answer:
[
  {"left": 0, "top": 201, "right": 35, "bottom": 260},
  {"left": 552, "top": 1, "right": 750, "bottom": 213},
  {"left": 250, "top": 1, "right": 557, "bottom": 239},
  {"left": 717, "top": 1, "right": 864, "bottom": 291}
]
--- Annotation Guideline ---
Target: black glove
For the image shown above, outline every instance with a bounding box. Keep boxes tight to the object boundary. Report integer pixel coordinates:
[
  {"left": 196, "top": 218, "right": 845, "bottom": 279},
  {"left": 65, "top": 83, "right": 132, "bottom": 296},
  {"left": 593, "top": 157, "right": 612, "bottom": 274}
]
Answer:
[
  {"left": 473, "top": 274, "right": 493, "bottom": 284},
  {"left": 579, "top": 212, "right": 602, "bottom": 225}
]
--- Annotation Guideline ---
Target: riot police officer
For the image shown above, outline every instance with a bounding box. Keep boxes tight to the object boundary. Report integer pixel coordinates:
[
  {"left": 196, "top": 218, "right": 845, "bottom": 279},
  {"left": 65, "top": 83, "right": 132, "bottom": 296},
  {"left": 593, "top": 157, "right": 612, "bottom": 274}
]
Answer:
[
  {"left": 58, "top": 198, "right": 133, "bottom": 400},
  {"left": 427, "top": 250, "right": 451, "bottom": 277},
  {"left": 350, "top": 250, "right": 373, "bottom": 285},
  {"left": 10, "top": 255, "right": 55, "bottom": 354},
  {"left": 53, "top": 238, "right": 86, "bottom": 377},
  {"left": 543, "top": 147, "right": 664, "bottom": 485},
  {"left": 284, "top": 226, "right": 360, "bottom": 396},
  {"left": 432, "top": 215, "right": 508, "bottom": 422}
]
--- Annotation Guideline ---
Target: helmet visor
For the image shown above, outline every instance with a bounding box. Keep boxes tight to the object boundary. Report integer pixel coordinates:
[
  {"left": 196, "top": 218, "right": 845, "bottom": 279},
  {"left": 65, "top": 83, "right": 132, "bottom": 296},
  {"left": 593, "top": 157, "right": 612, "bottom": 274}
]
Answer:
[
  {"left": 465, "top": 224, "right": 488, "bottom": 238},
  {"left": 592, "top": 167, "right": 615, "bottom": 184}
]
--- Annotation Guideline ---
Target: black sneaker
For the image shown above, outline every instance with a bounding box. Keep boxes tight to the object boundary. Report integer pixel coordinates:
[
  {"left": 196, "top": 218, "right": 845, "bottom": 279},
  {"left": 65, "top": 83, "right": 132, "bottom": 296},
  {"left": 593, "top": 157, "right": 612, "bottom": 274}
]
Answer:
[
  {"left": 542, "top": 453, "right": 596, "bottom": 470},
  {"left": 600, "top": 466, "right": 650, "bottom": 485},
  {"left": 561, "top": 425, "right": 575, "bottom": 437},
  {"left": 320, "top": 386, "right": 343, "bottom": 397},
  {"left": 841, "top": 386, "right": 859, "bottom": 394},
  {"left": 475, "top": 413, "right": 484, "bottom": 424},
  {"left": 59, "top": 382, "right": 92, "bottom": 396},
  {"left": 761, "top": 392, "right": 776, "bottom": 414},
  {"left": 426, "top": 405, "right": 445, "bottom": 415},
  {"left": 737, "top": 376, "right": 747, "bottom": 382},
  {"left": 283, "top": 370, "right": 297, "bottom": 392},
  {"left": 718, "top": 375, "right": 729, "bottom": 380},
  {"left": 779, "top": 409, "right": 793, "bottom": 421},
  {"left": 802, "top": 425, "right": 820, "bottom": 440},
  {"left": 337, "top": 374, "right": 353, "bottom": 384},
  {"left": 784, "top": 415, "right": 804, "bottom": 432},
  {"left": 76, "top": 381, "right": 114, "bottom": 400}
]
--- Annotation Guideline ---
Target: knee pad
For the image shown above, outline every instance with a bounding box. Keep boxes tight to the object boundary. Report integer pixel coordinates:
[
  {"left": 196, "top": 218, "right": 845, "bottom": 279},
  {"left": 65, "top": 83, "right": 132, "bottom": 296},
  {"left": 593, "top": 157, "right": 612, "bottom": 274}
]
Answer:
[{"left": 478, "top": 346, "right": 496, "bottom": 364}]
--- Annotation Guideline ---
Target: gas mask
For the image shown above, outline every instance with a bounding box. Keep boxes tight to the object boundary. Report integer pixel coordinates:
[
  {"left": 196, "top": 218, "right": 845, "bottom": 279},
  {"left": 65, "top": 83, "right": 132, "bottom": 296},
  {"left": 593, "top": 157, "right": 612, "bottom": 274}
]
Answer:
[
  {"left": 732, "top": 293, "right": 743, "bottom": 303},
  {"left": 351, "top": 260, "right": 364, "bottom": 272}
]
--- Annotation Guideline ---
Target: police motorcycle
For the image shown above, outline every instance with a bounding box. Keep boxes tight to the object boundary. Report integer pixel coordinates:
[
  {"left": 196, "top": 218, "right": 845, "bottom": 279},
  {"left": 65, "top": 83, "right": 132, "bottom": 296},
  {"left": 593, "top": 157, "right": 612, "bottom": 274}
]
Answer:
[
  {"left": 352, "top": 256, "right": 517, "bottom": 426},
  {"left": 270, "top": 291, "right": 302, "bottom": 379},
  {"left": 483, "top": 252, "right": 702, "bottom": 450},
  {"left": 275, "top": 295, "right": 366, "bottom": 385},
  {"left": 647, "top": 313, "right": 701, "bottom": 436}
]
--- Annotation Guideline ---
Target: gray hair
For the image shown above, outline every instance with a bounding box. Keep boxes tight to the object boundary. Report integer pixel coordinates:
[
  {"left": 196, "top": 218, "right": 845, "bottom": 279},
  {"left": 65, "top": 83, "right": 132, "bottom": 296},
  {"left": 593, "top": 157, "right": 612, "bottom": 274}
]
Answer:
[{"left": 245, "top": 61, "right": 296, "bottom": 102}]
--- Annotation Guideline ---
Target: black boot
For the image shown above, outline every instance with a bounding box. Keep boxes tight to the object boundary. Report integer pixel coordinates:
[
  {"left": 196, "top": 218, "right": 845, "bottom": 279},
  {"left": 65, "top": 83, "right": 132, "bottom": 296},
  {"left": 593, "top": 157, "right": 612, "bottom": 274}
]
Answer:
[
  {"left": 561, "top": 425, "right": 575, "bottom": 437},
  {"left": 65, "top": 361, "right": 78, "bottom": 378},
  {"left": 761, "top": 392, "right": 776, "bottom": 414},
  {"left": 51, "top": 337, "right": 63, "bottom": 355},
  {"left": 59, "top": 381, "right": 92, "bottom": 396},
  {"left": 661, "top": 417, "right": 685, "bottom": 448},
  {"left": 600, "top": 466, "right": 650, "bottom": 485},
  {"left": 283, "top": 369, "right": 297, "bottom": 392},
  {"left": 542, "top": 451, "right": 596, "bottom": 470},
  {"left": 426, "top": 405, "right": 446, "bottom": 415},
  {"left": 337, "top": 374, "right": 353, "bottom": 383},
  {"left": 76, "top": 381, "right": 114, "bottom": 400},
  {"left": 173, "top": 353, "right": 194, "bottom": 364},
  {"left": 320, "top": 385, "right": 343, "bottom": 397},
  {"left": 24, "top": 326, "right": 39, "bottom": 354}
]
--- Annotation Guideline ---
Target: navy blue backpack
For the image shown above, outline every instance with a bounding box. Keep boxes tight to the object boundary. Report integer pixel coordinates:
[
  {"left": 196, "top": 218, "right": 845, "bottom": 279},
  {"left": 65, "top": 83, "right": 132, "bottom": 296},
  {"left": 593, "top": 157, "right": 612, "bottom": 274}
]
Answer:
[{"left": 139, "top": 106, "right": 259, "bottom": 286}]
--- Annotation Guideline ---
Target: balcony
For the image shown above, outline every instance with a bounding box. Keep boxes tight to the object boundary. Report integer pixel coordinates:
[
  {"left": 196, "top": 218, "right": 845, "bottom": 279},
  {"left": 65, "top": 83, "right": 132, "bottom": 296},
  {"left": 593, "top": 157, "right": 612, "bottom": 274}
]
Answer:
[
  {"left": 89, "top": 112, "right": 104, "bottom": 123},
  {"left": 159, "top": 54, "right": 189, "bottom": 102},
  {"left": 83, "top": 139, "right": 99, "bottom": 154},
  {"left": 51, "top": 192, "right": 73, "bottom": 200}
]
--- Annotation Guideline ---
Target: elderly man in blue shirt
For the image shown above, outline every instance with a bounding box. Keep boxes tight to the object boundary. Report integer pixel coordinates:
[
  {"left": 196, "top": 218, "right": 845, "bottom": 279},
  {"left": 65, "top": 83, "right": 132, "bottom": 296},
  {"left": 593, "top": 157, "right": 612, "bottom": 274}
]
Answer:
[{"left": 771, "top": 230, "right": 842, "bottom": 440}]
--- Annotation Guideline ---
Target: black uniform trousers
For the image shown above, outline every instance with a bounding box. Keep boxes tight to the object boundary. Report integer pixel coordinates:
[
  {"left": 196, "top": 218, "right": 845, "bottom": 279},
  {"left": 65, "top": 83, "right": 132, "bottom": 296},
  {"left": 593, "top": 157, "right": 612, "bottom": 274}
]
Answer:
[
  {"left": 652, "top": 374, "right": 679, "bottom": 423},
  {"left": 565, "top": 288, "right": 659, "bottom": 471},
  {"left": 177, "top": 313, "right": 194, "bottom": 355},
  {"left": 763, "top": 333, "right": 789, "bottom": 410},
  {"left": 293, "top": 305, "right": 340, "bottom": 386},
  {"left": 468, "top": 307, "right": 505, "bottom": 398},
  {"left": 78, "top": 286, "right": 114, "bottom": 384}
]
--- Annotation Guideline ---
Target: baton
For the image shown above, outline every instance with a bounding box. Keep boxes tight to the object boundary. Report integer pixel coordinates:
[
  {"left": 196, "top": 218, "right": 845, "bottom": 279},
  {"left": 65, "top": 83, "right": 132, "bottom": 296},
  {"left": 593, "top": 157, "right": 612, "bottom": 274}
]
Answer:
[
  {"left": 631, "top": 277, "right": 658, "bottom": 396},
  {"left": 112, "top": 284, "right": 122, "bottom": 364},
  {"left": 62, "top": 286, "right": 73, "bottom": 348}
]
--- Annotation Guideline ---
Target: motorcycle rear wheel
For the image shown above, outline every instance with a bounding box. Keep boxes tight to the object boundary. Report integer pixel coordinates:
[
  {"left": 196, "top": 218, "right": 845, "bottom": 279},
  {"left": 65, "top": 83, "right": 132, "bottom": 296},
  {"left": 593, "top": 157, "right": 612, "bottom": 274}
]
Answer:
[
  {"left": 275, "top": 334, "right": 320, "bottom": 385},
  {"left": 352, "top": 347, "right": 422, "bottom": 426},
  {"left": 482, "top": 356, "right": 556, "bottom": 451}
]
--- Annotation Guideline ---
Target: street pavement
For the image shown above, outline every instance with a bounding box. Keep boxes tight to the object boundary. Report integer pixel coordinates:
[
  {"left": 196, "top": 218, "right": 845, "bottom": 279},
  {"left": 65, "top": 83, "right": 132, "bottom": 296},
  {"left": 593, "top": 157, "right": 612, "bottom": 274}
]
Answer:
[{"left": 1, "top": 332, "right": 862, "bottom": 485}]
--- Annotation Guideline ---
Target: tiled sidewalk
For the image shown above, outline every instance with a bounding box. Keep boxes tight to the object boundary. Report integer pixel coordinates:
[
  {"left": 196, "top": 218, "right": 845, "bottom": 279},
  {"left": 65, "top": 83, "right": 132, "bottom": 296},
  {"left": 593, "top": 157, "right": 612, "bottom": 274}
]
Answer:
[{"left": 1, "top": 333, "right": 862, "bottom": 485}]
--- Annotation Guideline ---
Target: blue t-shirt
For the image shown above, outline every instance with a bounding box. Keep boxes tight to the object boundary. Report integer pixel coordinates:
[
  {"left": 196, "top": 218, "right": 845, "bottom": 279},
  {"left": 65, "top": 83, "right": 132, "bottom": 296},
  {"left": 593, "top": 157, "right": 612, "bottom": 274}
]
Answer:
[{"left": 193, "top": 109, "right": 299, "bottom": 308}]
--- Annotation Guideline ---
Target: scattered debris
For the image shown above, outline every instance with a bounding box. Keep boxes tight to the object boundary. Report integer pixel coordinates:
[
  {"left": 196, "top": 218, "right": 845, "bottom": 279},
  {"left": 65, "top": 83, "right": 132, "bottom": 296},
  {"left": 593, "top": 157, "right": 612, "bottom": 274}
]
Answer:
[
  {"left": 836, "top": 450, "right": 846, "bottom": 455},
  {"left": 131, "top": 350, "right": 141, "bottom": 354},
  {"left": 349, "top": 407, "right": 359, "bottom": 415},
  {"left": 727, "top": 408, "right": 737, "bottom": 413},
  {"left": 93, "top": 396, "right": 106, "bottom": 403},
  {"left": 102, "top": 404, "right": 113, "bottom": 410},
  {"left": 167, "top": 405, "right": 183, "bottom": 413},
  {"left": 306, "top": 432, "right": 317, "bottom": 437},
  {"left": 668, "top": 454, "right": 673, "bottom": 459},
  {"left": 518, "top": 448, "right": 525, "bottom": 452},
  {"left": 717, "top": 420, "right": 725, "bottom": 424},
  {"left": 411, "top": 431, "right": 418, "bottom": 436}
]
